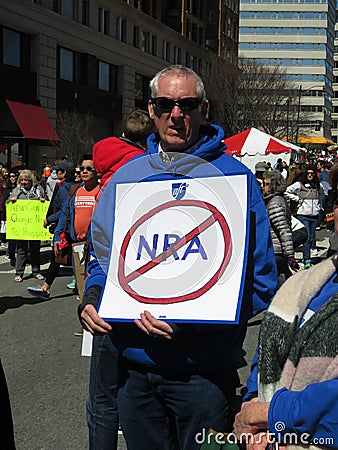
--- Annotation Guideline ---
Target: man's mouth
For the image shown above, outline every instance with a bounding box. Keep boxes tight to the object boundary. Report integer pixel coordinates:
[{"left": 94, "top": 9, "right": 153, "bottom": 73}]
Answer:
[{"left": 169, "top": 126, "right": 184, "bottom": 133}]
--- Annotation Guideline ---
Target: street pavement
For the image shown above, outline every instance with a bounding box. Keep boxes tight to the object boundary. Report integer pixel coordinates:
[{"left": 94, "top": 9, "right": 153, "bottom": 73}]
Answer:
[{"left": 0, "top": 227, "right": 330, "bottom": 449}]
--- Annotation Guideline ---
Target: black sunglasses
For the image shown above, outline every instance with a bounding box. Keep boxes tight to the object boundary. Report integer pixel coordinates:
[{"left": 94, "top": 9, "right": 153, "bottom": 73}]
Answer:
[
  {"left": 262, "top": 181, "right": 271, "bottom": 187},
  {"left": 79, "top": 165, "right": 94, "bottom": 172},
  {"left": 151, "top": 97, "right": 202, "bottom": 112},
  {"left": 306, "top": 171, "right": 315, "bottom": 175}
]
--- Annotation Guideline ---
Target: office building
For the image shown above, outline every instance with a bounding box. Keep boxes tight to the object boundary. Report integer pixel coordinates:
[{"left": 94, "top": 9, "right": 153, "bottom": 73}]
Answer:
[
  {"left": 239, "top": 0, "right": 335, "bottom": 146},
  {"left": 0, "top": 0, "right": 239, "bottom": 169},
  {"left": 332, "top": 17, "right": 338, "bottom": 143}
]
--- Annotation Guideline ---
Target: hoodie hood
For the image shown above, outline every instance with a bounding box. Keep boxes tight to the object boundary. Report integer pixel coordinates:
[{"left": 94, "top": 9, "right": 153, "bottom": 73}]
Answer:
[
  {"left": 93, "top": 136, "right": 145, "bottom": 186},
  {"left": 146, "top": 124, "right": 226, "bottom": 175}
]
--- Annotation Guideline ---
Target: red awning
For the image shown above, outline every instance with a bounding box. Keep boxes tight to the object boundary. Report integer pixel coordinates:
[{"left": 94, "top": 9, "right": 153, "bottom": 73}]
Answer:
[
  {"left": 6, "top": 99, "right": 59, "bottom": 142},
  {"left": 0, "top": 143, "right": 8, "bottom": 154}
]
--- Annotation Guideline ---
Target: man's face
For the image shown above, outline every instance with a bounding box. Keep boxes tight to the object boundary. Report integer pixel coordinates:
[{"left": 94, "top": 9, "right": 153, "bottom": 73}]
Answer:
[
  {"left": 80, "top": 160, "right": 97, "bottom": 182},
  {"left": 148, "top": 74, "right": 204, "bottom": 152}
]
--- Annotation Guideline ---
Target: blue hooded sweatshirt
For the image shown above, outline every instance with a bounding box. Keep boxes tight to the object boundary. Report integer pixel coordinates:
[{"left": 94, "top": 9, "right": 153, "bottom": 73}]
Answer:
[{"left": 84, "top": 124, "right": 277, "bottom": 372}]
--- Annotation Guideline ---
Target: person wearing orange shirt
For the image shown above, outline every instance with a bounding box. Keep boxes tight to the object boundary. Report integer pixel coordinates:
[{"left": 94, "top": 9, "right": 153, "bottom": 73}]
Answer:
[{"left": 27, "top": 155, "right": 99, "bottom": 299}]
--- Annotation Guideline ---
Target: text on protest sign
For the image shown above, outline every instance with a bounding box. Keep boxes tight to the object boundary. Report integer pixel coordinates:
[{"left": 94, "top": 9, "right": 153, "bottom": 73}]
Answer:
[{"left": 6, "top": 200, "right": 52, "bottom": 240}]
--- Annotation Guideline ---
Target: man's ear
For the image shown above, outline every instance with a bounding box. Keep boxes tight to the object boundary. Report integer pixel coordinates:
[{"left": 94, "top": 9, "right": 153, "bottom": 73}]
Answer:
[
  {"left": 201, "top": 99, "right": 209, "bottom": 119},
  {"left": 148, "top": 100, "right": 155, "bottom": 120}
]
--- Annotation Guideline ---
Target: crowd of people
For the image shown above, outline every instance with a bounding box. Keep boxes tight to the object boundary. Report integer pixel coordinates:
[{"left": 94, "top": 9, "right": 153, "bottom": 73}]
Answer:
[
  {"left": 255, "top": 156, "right": 337, "bottom": 273},
  {"left": 1, "top": 65, "right": 337, "bottom": 450}
]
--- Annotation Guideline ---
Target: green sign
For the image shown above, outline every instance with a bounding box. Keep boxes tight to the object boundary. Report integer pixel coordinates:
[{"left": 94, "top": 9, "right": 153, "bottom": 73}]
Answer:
[{"left": 6, "top": 200, "right": 53, "bottom": 240}]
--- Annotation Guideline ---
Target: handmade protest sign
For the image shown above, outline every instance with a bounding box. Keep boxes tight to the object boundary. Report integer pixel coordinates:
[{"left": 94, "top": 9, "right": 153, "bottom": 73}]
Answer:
[
  {"left": 98, "top": 175, "right": 248, "bottom": 323},
  {"left": 6, "top": 200, "right": 52, "bottom": 240}
]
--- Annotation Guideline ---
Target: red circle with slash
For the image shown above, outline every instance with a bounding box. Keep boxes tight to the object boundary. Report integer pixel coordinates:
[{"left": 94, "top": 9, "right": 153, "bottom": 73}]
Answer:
[{"left": 118, "top": 199, "right": 232, "bottom": 304}]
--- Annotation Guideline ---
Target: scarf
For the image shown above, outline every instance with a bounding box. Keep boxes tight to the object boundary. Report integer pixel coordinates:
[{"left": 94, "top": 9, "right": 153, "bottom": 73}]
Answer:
[
  {"left": 258, "top": 255, "right": 338, "bottom": 401},
  {"left": 257, "top": 256, "right": 338, "bottom": 450}
]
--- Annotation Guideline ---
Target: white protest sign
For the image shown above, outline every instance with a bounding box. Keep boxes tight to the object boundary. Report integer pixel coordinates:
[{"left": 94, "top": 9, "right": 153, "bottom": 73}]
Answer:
[
  {"left": 81, "top": 330, "right": 93, "bottom": 357},
  {"left": 98, "top": 175, "right": 248, "bottom": 323}
]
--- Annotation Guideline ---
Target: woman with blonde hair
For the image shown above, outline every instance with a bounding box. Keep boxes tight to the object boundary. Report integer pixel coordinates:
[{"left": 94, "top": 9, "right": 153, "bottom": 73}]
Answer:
[
  {"left": 0, "top": 167, "right": 6, "bottom": 247},
  {"left": 9, "top": 169, "right": 45, "bottom": 282}
]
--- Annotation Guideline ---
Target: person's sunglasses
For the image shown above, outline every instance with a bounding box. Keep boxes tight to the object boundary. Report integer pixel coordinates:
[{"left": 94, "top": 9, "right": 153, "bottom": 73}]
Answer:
[
  {"left": 151, "top": 97, "right": 202, "bottom": 112},
  {"left": 262, "top": 181, "right": 271, "bottom": 187},
  {"left": 79, "top": 165, "right": 94, "bottom": 172},
  {"left": 306, "top": 171, "right": 315, "bottom": 175}
]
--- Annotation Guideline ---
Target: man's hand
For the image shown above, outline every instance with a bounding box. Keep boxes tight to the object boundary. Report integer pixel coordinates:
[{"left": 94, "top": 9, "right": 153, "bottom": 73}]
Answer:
[
  {"left": 233, "top": 400, "right": 269, "bottom": 438},
  {"left": 54, "top": 241, "right": 60, "bottom": 256},
  {"left": 134, "top": 310, "right": 174, "bottom": 340},
  {"left": 80, "top": 304, "right": 112, "bottom": 335},
  {"left": 43, "top": 219, "right": 48, "bottom": 228}
]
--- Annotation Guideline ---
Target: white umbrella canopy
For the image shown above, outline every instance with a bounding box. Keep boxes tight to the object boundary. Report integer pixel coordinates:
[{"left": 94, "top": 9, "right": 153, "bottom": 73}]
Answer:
[
  {"left": 223, "top": 128, "right": 306, "bottom": 172},
  {"left": 223, "top": 127, "right": 305, "bottom": 157}
]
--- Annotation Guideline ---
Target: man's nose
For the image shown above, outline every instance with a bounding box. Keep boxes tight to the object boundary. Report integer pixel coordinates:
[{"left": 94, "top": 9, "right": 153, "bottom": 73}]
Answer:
[{"left": 170, "top": 105, "right": 184, "bottom": 117}]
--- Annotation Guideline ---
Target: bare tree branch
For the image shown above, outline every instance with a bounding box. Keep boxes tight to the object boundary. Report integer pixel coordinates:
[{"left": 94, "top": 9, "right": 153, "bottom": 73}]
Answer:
[
  {"left": 55, "top": 110, "right": 95, "bottom": 163},
  {"left": 203, "top": 58, "right": 313, "bottom": 140}
]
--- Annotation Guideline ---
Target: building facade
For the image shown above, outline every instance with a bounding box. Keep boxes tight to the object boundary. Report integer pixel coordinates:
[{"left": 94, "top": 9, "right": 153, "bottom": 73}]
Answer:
[
  {"left": 239, "top": 0, "right": 335, "bottom": 146},
  {"left": 332, "top": 15, "right": 338, "bottom": 143},
  {"left": 0, "top": 0, "right": 239, "bottom": 169}
]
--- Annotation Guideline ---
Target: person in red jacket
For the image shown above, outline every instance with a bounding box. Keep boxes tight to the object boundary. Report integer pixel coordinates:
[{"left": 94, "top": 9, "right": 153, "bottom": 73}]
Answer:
[{"left": 94, "top": 108, "right": 155, "bottom": 189}]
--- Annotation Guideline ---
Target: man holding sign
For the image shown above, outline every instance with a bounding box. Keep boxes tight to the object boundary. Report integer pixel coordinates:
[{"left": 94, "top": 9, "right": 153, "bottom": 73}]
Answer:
[{"left": 80, "top": 66, "right": 278, "bottom": 449}]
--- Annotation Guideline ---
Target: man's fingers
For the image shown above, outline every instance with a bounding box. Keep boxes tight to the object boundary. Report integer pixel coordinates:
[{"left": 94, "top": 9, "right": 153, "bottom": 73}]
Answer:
[
  {"left": 142, "top": 310, "right": 174, "bottom": 334},
  {"left": 84, "top": 322, "right": 110, "bottom": 335},
  {"left": 82, "top": 316, "right": 111, "bottom": 335},
  {"left": 134, "top": 312, "right": 173, "bottom": 340},
  {"left": 134, "top": 319, "right": 150, "bottom": 335},
  {"left": 81, "top": 306, "right": 112, "bottom": 334}
]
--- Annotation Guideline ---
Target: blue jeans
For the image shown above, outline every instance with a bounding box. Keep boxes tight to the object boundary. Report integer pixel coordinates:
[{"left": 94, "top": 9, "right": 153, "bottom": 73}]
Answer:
[
  {"left": 297, "top": 214, "right": 318, "bottom": 261},
  {"left": 117, "top": 365, "right": 237, "bottom": 450},
  {"left": 87, "top": 334, "right": 121, "bottom": 450}
]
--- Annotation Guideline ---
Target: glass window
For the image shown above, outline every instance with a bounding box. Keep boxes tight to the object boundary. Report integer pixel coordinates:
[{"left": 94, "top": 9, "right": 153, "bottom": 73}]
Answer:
[
  {"left": 133, "top": 26, "right": 140, "bottom": 48},
  {"left": 59, "top": 47, "right": 74, "bottom": 81},
  {"left": 3, "top": 27, "right": 21, "bottom": 67},
  {"left": 98, "top": 61, "right": 110, "bottom": 91},
  {"left": 63, "top": 0, "right": 75, "bottom": 19},
  {"left": 162, "top": 41, "right": 170, "bottom": 62},
  {"left": 135, "top": 73, "right": 144, "bottom": 101},
  {"left": 98, "top": 8, "right": 110, "bottom": 34},
  {"left": 152, "top": 35, "right": 157, "bottom": 56},
  {"left": 82, "top": 0, "right": 89, "bottom": 25},
  {"left": 174, "top": 46, "right": 181, "bottom": 64},
  {"left": 116, "top": 17, "right": 126, "bottom": 42},
  {"left": 141, "top": 31, "right": 150, "bottom": 52},
  {"left": 53, "top": 0, "right": 60, "bottom": 12}
]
